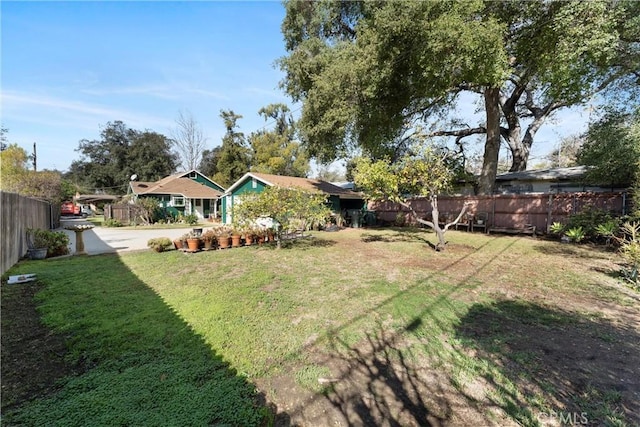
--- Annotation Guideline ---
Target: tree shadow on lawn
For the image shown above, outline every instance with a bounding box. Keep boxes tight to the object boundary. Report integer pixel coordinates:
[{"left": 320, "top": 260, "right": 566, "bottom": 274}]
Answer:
[
  {"left": 454, "top": 299, "right": 640, "bottom": 426},
  {"left": 1, "top": 254, "right": 286, "bottom": 426},
  {"left": 271, "top": 237, "right": 524, "bottom": 426},
  {"left": 532, "top": 240, "right": 617, "bottom": 260},
  {"left": 270, "top": 236, "right": 338, "bottom": 250},
  {"left": 361, "top": 227, "right": 435, "bottom": 246}
]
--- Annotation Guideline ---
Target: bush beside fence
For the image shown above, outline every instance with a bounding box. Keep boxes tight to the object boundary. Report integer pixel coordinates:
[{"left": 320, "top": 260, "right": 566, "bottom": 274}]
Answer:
[{"left": 1, "top": 191, "right": 57, "bottom": 275}]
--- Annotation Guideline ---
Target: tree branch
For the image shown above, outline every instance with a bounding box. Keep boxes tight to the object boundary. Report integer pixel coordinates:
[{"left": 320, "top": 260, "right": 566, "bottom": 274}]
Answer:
[{"left": 428, "top": 127, "right": 487, "bottom": 138}]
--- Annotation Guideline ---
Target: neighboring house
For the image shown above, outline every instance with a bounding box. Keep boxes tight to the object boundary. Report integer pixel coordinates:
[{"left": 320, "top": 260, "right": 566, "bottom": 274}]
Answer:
[
  {"left": 129, "top": 170, "right": 225, "bottom": 220},
  {"left": 453, "top": 166, "right": 624, "bottom": 195},
  {"left": 494, "top": 166, "right": 624, "bottom": 194},
  {"left": 221, "top": 172, "right": 364, "bottom": 224}
]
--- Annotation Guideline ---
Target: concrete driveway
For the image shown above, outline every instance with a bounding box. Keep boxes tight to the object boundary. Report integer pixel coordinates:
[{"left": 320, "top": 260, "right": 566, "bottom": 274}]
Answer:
[{"left": 58, "top": 219, "right": 208, "bottom": 255}]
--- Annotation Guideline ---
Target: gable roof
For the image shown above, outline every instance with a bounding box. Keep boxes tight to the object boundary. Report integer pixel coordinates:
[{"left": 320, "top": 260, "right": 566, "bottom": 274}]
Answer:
[
  {"left": 226, "top": 172, "right": 363, "bottom": 200},
  {"left": 130, "top": 171, "right": 223, "bottom": 199},
  {"left": 496, "top": 166, "right": 588, "bottom": 182}
]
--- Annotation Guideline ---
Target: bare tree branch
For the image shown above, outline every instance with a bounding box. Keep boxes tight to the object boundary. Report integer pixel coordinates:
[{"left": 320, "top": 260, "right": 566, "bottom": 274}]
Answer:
[{"left": 171, "top": 110, "right": 208, "bottom": 171}]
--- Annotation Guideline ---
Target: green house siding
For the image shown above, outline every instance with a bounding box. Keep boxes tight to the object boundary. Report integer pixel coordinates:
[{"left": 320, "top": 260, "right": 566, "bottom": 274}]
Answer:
[
  {"left": 221, "top": 179, "right": 364, "bottom": 224},
  {"left": 222, "top": 177, "right": 269, "bottom": 223},
  {"left": 184, "top": 171, "right": 225, "bottom": 192}
]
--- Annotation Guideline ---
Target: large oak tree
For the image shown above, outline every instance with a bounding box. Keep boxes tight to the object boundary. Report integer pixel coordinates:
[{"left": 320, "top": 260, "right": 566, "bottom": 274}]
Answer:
[{"left": 280, "top": 0, "right": 639, "bottom": 194}]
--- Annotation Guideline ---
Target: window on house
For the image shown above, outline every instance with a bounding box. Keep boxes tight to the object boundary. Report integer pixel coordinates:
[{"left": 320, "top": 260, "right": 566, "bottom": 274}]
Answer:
[
  {"left": 173, "top": 196, "right": 185, "bottom": 207},
  {"left": 252, "top": 178, "right": 257, "bottom": 189},
  {"left": 195, "top": 199, "right": 201, "bottom": 207},
  {"left": 190, "top": 172, "right": 197, "bottom": 179}
]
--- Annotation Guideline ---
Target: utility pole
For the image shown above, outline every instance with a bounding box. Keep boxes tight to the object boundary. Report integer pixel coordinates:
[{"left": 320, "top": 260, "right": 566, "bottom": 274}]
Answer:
[{"left": 32, "top": 142, "right": 37, "bottom": 171}]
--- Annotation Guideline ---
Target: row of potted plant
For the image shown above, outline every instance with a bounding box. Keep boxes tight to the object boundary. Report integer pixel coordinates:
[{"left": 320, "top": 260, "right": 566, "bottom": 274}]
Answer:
[{"left": 169, "top": 225, "right": 276, "bottom": 252}]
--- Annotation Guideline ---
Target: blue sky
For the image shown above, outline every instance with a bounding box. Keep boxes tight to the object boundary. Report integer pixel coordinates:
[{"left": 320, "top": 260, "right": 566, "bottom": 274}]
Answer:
[
  {"left": 2, "top": 1, "right": 294, "bottom": 172},
  {"left": 1, "top": 1, "right": 593, "bottom": 174}
]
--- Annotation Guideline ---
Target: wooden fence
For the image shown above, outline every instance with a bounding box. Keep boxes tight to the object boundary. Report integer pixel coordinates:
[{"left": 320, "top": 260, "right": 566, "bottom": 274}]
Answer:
[
  {"left": 103, "top": 204, "right": 144, "bottom": 225},
  {"left": 370, "top": 192, "right": 628, "bottom": 233},
  {"left": 1, "top": 191, "right": 58, "bottom": 275}
]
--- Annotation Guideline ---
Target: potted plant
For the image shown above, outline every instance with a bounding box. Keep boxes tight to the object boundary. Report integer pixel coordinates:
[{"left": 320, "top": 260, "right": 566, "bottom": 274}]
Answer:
[
  {"left": 186, "top": 231, "right": 201, "bottom": 252},
  {"left": 178, "top": 233, "right": 191, "bottom": 250},
  {"left": 254, "top": 227, "right": 267, "bottom": 246},
  {"left": 214, "top": 225, "right": 232, "bottom": 249},
  {"left": 147, "top": 237, "right": 173, "bottom": 253},
  {"left": 231, "top": 225, "right": 243, "bottom": 248},
  {"left": 201, "top": 229, "right": 217, "bottom": 250},
  {"left": 173, "top": 236, "right": 184, "bottom": 250},
  {"left": 244, "top": 226, "right": 256, "bottom": 246},
  {"left": 26, "top": 228, "right": 49, "bottom": 260}
]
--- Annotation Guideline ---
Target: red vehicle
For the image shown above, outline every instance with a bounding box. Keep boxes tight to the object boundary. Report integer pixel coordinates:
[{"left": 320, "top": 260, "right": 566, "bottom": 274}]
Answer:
[{"left": 61, "top": 201, "right": 80, "bottom": 216}]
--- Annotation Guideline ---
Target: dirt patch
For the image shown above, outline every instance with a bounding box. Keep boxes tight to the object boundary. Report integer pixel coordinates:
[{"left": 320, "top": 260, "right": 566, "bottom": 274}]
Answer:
[
  {"left": 1, "top": 282, "right": 82, "bottom": 413},
  {"left": 456, "top": 300, "right": 640, "bottom": 424}
]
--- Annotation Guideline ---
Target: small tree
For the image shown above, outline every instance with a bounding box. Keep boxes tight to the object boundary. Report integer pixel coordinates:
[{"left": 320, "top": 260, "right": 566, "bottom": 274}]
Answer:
[
  {"left": 354, "top": 146, "right": 468, "bottom": 251},
  {"left": 233, "top": 186, "right": 331, "bottom": 249}
]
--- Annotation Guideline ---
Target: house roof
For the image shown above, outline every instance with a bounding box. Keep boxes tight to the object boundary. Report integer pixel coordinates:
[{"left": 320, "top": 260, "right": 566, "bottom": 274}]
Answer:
[
  {"left": 227, "top": 172, "right": 363, "bottom": 200},
  {"left": 496, "top": 166, "right": 588, "bottom": 182},
  {"left": 131, "top": 175, "right": 223, "bottom": 199}
]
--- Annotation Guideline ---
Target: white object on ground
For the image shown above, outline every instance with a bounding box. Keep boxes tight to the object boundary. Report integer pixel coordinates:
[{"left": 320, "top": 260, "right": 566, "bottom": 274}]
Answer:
[{"left": 7, "top": 274, "right": 37, "bottom": 284}]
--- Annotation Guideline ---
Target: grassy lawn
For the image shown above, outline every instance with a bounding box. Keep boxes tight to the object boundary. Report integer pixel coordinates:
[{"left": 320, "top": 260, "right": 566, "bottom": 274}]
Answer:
[{"left": 2, "top": 228, "right": 639, "bottom": 426}]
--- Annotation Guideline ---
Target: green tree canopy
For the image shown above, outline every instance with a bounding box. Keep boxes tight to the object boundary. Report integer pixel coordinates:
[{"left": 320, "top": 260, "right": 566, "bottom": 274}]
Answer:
[
  {"left": 280, "top": 0, "right": 639, "bottom": 194},
  {"left": 213, "top": 110, "right": 251, "bottom": 188},
  {"left": 248, "top": 103, "right": 309, "bottom": 177},
  {"left": 66, "top": 121, "right": 177, "bottom": 194},
  {"left": 353, "top": 145, "right": 468, "bottom": 251},
  {"left": 577, "top": 107, "right": 640, "bottom": 188},
  {"left": 0, "top": 142, "right": 65, "bottom": 201},
  {"left": 233, "top": 186, "right": 331, "bottom": 249},
  {"left": 0, "top": 143, "right": 29, "bottom": 190},
  {"left": 198, "top": 146, "right": 223, "bottom": 180}
]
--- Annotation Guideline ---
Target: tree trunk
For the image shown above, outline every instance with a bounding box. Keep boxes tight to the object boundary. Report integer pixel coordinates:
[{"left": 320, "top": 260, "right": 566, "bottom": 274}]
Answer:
[
  {"left": 399, "top": 196, "right": 469, "bottom": 252},
  {"left": 509, "top": 143, "right": 530, "bottom": 172},
  {"left": 478, "top": 87, "right": 501, "bottom": 195}
]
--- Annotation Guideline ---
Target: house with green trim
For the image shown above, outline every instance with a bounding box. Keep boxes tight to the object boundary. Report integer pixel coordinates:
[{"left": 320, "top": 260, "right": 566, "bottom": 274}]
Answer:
[
  {"left": 221, "top": 172, "right": 364, "bottom": 224},
  {"left": 129, "top": 170, "right": 225, "bottom": 220}
]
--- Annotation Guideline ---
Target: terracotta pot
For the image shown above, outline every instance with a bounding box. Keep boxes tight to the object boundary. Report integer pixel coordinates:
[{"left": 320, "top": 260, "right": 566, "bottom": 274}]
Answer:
[
  {"left": 257, "top": 236, "right": 265, "bottom": 246},
  {"left": 217, "top": 236, "right": 230, "bottom": 249},
  {"left": 173, "top": 239, "right": 183, "bottom": 250},
  {"left": 231, "top": 234, "right": 242, "bottom": 247},
  {"left": 203, "top": 239, "right": 214, "bottom": 250},
  {"left": 186, "top": 238, "right": 200, "bottom": 252},
  {"left": 245, "top": 235, "right": 254, "bottom": 245}
]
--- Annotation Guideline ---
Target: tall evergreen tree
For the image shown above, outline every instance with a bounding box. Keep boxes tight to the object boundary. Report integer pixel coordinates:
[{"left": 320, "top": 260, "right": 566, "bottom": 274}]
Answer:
[
  {"left": 249, "top": 103, "right": 309, "bottom": 177},
  {"left": 213, "top": 110, "right": 251, "bottom": 187}
]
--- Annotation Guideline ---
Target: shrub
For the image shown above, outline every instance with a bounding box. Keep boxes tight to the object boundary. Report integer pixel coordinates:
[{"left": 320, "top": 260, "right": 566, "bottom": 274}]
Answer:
[
  {"left": 564, "top": 226, "right": 586, "bottom": 243},
  {"left": 104, "top": 218, "right": 123, "bottom": 227},
  {"left": 184, "top": 213, "right": 199, "bottom": 225},
  {"left": 565, "top": 207, "right": 620, "bottom": 242},
  {"left": 26, "top": 228, "right": 51, "bottom": 249},
  {"left": 26, "top": 228, "right": 70, "bottom": 257},
  {"left": 617, "top": 222, "right": 640, "bottom": 288},
  {"left": 48, "top": 231, "right": 70, "bottom": 257},
  {"left": 549, "top": 222, "right": 565, "bottom": 236},
  {"left": 147, "top": 237, "right": 173, "bottom": 252}
]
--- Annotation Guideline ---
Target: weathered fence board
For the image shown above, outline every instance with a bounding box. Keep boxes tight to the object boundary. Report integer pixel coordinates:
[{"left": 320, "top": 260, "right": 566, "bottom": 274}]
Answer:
[
  {"left": 1, "top": 191, "right": 56, "bottom": 275},
  {"left": 103, "top": 204, "right": 144, "bottom": 225}
]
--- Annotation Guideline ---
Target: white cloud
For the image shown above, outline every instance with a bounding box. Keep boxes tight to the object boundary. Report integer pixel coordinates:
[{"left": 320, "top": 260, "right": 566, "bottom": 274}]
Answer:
[{"left": 2, "top": 90, "right": 170, "bottom": 130}]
